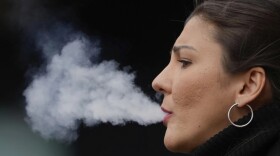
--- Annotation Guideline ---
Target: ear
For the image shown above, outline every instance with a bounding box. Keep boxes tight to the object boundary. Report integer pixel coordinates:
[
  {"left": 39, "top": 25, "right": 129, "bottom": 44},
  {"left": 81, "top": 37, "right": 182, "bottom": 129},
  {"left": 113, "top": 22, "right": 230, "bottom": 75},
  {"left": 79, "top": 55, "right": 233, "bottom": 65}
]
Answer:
[{"left": 236, "top": 67, "right": 266, "bottom": 108}]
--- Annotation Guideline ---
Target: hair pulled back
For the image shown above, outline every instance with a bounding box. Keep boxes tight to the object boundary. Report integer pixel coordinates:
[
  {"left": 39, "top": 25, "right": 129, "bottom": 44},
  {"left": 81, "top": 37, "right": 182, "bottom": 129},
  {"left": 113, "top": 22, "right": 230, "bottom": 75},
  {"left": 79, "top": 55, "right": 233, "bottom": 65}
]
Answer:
[{"left": 190, "top": 0, "right": 280, "bottom": 102}]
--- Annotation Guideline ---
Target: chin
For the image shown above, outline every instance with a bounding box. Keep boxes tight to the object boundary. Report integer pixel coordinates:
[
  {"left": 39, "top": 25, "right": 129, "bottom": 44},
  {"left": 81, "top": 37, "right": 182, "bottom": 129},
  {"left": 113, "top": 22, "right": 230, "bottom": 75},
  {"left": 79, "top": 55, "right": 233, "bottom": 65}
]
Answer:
[{"left": 164, "top": 133, "right": 194, "bottom": 154}]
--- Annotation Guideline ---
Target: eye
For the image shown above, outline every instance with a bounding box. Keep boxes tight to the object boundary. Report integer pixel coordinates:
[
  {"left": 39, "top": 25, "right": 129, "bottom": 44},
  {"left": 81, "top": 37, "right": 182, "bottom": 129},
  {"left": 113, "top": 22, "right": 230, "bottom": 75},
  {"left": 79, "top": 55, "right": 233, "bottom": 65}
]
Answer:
[{"left": 177, "top": 59, "right": 192, "bottom": 68}]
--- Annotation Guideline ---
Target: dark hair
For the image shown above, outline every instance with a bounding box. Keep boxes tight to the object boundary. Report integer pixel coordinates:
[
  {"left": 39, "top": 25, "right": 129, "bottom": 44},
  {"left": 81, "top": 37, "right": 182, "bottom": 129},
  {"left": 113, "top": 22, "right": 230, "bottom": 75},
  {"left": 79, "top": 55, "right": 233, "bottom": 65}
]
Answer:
[{"left": 189, "top": 0, "right": 280, "bottom": 102}]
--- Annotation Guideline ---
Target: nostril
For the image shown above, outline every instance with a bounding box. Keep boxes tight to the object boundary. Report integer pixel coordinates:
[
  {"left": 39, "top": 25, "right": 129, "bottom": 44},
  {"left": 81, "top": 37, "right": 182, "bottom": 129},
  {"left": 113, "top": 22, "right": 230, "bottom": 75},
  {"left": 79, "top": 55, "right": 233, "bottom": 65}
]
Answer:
[
  {"left": 152, "top": 82, "right": 158, "bottom": 91},
  {"left": 152, "top": 79, "right": 169, "bottom": 96},
  {"left": 152, "top": 80, "right": 163, "bottom": 92},
  {"left": 152, "top": 70, "right": 170, "bottom": 94}
]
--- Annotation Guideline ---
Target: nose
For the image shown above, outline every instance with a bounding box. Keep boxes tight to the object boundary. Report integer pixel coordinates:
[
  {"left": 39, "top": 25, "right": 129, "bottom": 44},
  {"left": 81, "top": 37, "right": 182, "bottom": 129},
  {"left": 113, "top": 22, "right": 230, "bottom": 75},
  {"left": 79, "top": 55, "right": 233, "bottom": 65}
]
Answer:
[{"left": 152, "top": 65, "right": 172, "bottom": 95}]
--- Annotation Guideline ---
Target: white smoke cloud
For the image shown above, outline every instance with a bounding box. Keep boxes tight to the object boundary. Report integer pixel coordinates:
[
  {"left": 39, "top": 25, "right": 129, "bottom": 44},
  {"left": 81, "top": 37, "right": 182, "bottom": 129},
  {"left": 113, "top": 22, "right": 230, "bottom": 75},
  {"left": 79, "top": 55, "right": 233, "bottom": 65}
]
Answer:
[{"left": 23, "top": 34, "right": 165, "bottom": 142}]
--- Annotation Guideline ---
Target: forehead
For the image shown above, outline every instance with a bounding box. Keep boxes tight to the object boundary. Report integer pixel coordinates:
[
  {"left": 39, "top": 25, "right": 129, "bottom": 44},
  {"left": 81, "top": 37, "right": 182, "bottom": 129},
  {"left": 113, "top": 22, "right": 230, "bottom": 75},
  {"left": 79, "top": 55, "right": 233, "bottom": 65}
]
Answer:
[
  {"left": 175, "top": 16, "right": 217, "bottom": 48},
  {"left": 174, "top": 16, "right": 224, "bottom": 57}
]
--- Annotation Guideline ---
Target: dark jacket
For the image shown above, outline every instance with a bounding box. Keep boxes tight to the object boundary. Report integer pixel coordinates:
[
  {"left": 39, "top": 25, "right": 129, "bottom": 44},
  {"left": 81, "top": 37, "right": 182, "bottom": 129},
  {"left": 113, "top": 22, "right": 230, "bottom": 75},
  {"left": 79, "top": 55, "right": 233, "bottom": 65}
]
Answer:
[{"left": 191, "top": 103, "right": 280, "bottom": 156}]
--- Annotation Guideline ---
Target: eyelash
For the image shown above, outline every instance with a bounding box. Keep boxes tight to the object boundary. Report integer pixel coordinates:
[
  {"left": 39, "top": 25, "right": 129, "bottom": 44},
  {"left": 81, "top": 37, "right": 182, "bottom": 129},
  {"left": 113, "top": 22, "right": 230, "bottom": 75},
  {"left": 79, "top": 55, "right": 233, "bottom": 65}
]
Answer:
[{"left": 177, "top": 59, "right": 192, "bottom": 68}]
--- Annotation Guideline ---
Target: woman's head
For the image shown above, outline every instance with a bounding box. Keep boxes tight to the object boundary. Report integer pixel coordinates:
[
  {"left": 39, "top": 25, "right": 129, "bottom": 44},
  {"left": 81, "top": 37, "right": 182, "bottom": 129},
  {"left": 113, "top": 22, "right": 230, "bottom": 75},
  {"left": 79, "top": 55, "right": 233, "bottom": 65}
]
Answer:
[
  {"left": 152, "top": 0, "right": 280, "bottom": 153},
  {"left": 191, "top": 0, "right": 280, "bottom": 102}
]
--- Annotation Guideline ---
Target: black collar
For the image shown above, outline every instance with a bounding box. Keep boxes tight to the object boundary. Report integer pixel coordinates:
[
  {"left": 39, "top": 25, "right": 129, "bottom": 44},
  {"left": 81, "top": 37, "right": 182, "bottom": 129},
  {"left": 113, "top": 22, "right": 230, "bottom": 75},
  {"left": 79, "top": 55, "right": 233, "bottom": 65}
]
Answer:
[{"left": 190, "top": 103, "right": 280, "bottom": 156}]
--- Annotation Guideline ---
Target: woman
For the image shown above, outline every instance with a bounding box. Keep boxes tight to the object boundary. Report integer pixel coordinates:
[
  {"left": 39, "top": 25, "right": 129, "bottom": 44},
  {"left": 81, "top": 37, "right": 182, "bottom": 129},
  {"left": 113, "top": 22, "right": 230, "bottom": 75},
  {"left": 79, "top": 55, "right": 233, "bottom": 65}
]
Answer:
[{"left": 152, "top": 0, "right": 280, "bottom": 155}]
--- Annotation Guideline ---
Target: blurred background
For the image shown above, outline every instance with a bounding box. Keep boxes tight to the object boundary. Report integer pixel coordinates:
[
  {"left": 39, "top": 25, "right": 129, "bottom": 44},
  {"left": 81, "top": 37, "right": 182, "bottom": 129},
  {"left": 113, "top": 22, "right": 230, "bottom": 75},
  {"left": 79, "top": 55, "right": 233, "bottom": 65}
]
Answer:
[{"left": 0, "top": 0, "right": 194, "bottom": 155}]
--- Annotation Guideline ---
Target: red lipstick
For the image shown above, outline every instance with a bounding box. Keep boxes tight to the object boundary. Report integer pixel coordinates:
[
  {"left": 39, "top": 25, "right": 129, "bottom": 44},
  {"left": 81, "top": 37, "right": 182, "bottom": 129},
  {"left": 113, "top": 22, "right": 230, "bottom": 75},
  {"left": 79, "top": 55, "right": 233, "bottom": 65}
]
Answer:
[{"left": 161, "top": 107, "right": 172, "bottom": 126}]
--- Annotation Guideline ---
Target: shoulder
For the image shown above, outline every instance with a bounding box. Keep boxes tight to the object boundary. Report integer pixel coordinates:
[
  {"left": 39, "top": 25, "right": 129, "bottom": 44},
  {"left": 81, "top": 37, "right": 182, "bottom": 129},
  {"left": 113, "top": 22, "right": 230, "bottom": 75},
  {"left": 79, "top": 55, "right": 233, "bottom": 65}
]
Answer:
[
  {"left": 225, "top": 127, "right": 280, "bottom": 156},
  {"left": 266, "top": 131, "right": 280, "bottom": 156}
]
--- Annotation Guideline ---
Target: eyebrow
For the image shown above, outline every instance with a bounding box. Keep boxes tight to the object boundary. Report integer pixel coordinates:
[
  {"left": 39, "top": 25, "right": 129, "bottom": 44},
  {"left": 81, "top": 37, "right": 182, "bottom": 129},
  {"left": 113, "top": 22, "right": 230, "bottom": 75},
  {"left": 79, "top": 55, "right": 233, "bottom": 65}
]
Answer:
[{"left": 172, "top": 45, "right": 198, "bottom": 53}]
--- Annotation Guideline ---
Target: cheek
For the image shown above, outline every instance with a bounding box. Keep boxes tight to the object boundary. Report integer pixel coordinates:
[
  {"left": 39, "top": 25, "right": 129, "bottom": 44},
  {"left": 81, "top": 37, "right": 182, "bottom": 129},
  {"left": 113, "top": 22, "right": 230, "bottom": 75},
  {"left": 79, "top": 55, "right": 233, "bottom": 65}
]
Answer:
[
  {"left": 172, "top": 72, "right": 211, "bottom": 109},
  {"left": 165, "top": 70, "right": 231, "bottom": 152},
  {"left": 165, "top": 74, "right": 215, "bottom": 152}
]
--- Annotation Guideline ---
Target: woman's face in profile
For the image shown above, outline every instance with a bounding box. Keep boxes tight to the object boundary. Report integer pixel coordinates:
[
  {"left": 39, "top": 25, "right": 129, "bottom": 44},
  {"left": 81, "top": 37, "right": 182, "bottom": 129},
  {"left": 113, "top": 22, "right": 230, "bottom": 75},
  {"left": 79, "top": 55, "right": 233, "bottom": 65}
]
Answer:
[{"left": 152, "top": 16, "right": 239, "bottom": 153}]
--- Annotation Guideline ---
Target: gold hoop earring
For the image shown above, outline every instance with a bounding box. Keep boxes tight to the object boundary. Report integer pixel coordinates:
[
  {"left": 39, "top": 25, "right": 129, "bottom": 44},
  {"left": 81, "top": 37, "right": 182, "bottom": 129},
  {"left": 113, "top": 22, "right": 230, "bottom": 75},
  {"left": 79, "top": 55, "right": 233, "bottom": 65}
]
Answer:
[{"left": 227, "top": 103, "right": 253, "bottom": 128}]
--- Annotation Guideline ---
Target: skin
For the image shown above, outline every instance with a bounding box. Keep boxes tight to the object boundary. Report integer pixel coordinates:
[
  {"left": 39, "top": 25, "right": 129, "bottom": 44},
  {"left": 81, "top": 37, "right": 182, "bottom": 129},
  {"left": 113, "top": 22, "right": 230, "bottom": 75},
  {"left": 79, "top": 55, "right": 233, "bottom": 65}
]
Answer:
[{"left": 152, "top": 16, "right": 248, "bottom": 153}]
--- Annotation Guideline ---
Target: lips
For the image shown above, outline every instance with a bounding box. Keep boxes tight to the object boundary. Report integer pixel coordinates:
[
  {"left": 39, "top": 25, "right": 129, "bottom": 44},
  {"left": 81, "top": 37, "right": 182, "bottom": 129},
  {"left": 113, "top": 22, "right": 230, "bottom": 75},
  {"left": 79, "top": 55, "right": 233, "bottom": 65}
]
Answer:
[{"left": 161, "top": 107, "right": 173, "bottom": 126}]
